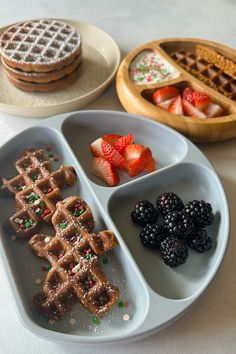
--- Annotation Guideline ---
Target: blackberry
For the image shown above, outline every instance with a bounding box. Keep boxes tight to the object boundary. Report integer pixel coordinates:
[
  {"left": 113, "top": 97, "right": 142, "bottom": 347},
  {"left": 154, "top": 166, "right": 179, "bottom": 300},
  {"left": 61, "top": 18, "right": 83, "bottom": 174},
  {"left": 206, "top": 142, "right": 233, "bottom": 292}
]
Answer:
[
  {"left": 160, "top": 235, "right": 188, "bottom": 267},
  {"left": 187, "top": 228, "right": 212, "bottom": 253},
  {"left": 139, "top": 224, "right": 167, "bottom": 249},
  {"left": 131, "top": 200, "right": 158, "bottom": 226},
  {"left": 184, "top": 200, "right": 213, "bottom": 227},
  {"left": 163, "top": 210, "right": 195, "bottom": 237},
  {"left": 156, "top": 192, "right": 184, "bottom": 215}
]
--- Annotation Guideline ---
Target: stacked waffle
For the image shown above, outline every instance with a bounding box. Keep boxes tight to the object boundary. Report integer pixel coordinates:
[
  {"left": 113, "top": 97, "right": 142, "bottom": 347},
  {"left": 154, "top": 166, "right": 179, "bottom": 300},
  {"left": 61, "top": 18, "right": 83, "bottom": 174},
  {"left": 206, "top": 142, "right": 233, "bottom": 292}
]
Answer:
[{"left": 0, "top": 19, "right": 82, "bottom": 92}]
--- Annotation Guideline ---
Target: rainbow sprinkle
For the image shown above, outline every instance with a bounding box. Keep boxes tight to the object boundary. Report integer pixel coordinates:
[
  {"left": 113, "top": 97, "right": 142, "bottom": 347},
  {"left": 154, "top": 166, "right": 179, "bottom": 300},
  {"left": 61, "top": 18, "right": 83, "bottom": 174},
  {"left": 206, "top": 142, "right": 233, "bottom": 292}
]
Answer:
[{"left": 130, "top": 50, "right": 179, "bottom": 85}]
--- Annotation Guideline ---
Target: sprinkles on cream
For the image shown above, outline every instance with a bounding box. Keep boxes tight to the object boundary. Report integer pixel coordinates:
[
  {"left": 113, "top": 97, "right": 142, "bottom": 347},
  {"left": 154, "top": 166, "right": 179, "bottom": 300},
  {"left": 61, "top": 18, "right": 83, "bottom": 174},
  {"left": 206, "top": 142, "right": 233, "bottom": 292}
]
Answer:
[{"left": 129, "top": 50, "right": 179, "bottom": 85}]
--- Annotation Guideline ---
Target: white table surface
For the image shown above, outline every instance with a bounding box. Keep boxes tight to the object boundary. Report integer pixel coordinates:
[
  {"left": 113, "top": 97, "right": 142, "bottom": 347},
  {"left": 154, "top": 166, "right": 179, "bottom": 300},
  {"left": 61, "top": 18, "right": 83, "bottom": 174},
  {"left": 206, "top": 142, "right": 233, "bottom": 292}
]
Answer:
[{"left": 0, "top": 0, "right": 236, "bottom": 353}]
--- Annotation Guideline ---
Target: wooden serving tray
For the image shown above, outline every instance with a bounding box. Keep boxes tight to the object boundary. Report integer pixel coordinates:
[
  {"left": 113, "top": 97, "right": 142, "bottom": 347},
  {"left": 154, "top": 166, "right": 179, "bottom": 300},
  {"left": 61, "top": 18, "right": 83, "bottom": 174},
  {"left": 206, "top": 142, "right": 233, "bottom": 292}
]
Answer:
[{"left": 116, "top": 38, "right": 236, "bottom": 142}]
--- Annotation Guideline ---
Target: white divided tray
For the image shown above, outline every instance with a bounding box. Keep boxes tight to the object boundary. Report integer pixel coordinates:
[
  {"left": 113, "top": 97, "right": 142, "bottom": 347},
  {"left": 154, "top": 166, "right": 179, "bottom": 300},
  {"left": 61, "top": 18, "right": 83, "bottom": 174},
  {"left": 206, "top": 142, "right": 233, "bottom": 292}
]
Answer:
[{"left": 0, "top": 110, "right": 229, "bottom": 344}]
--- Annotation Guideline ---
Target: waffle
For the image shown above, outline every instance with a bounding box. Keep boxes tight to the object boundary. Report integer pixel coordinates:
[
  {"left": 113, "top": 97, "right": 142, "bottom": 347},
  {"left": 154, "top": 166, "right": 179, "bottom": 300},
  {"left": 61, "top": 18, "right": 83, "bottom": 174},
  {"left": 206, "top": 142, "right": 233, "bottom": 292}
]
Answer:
[
  {"left": 29, "top": 196, "right": 119, "bottom": 320},
  {"left": 1, "top": 148, "right": 77, "bottom": 237},
  {"left": 196, "top": 45, "right": 236, "bottom": 80},
  {"left": 6, "top": 66, "right": 80, "bottom": 92},
  {"left": 0, "top": 19, "right": 82, "bottom": 72},
  {"left": 1, "top": 53, "right": 82, "bottom": 83},
  {"left": 171, "top": 50, "right": 236, "bottom": 101}
]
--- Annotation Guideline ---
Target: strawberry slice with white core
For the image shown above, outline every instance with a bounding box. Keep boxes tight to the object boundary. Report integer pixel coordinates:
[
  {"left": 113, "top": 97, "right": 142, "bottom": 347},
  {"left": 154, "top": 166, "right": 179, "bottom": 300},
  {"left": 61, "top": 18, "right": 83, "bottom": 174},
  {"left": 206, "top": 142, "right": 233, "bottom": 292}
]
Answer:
[
  {"left": 168, "top": 95, "right": 183, "bottom": 115},
  {"left": 92, "top": 157, "right": 119, "bottom": 186},
  {"left": 114, "top": 133, "right": 134, "bottom": 153},
  {"left": 90, "top": 137, "right": 104, "bottom": 157},
  {"left": 152, "top": 86, "right": 179, "bottom": 104},
  {"left": 182, "top": 99, "right": 207, "bottom": 119},
  {"left": 101, "top": 141, "right": 125, "bottom": 169},
  {"left": 157, "top": 97, "right": 176, "bottom": 111},
  {"left": 193, "top": 91, "right": 211, "bottom": 111},
  {"left": 123, "top": 144, "right": 145, "bottom": 161},
  {"left": 123, "top": 144, "right": 152, "bottom": 177},
  {"left": 126, "top": 147, "right": 152, "bottom": 177},
  {"left": 204, "top": 102, "right": 224, "bottom": 117}
]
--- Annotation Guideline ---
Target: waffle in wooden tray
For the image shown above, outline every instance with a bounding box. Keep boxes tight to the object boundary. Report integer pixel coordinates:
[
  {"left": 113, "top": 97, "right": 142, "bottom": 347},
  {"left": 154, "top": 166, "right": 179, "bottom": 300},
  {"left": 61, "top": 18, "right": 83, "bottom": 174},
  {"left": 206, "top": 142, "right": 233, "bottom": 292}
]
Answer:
[{"left": 116, "top": 38, "right": 236, "bottom": 142}]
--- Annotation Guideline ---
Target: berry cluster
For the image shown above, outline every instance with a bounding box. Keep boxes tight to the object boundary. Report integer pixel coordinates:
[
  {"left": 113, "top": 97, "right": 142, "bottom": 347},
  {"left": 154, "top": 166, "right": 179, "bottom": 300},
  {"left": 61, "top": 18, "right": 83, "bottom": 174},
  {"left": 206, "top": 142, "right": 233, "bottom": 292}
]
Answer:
[
  {"left": 90, "top": 133, "right": 155, "bottom": 186},
  {"left": 131, "top": 192, "right": 214, "bottom": 267},
  {"left": 152, "top": 85, "right": 224, "bottom": 118}
]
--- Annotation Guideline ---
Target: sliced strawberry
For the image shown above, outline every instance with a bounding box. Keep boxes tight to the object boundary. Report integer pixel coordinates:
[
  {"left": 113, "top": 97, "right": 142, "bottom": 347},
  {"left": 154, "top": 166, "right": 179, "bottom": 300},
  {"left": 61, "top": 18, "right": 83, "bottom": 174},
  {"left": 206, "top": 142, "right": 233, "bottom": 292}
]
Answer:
[
  {"left": 152, "top": 86, "right": 179, "bottom": 104},
  {"left": 157, "top": 97, "right": 176, "bottom": 111},
  {"left": 204, "top": 102, "right": 224, "bottom": 117},
  {"left": 92, "top": 157, "right": 119, "bottom": 186},
  {"left": 145, "top": 157, "right": 156, "bottom": 172},
  {"left": 182, "top": 99, "right": 207, "bottom": 119},
  {"left": 168, "top": 95, "right": 183, "bottom": 115},
  {"left": 123, "top": 144, "right": 145, "bottom": 162},
  {"left": 101, "top": 141, "right": 125, "bottom": 169},
  {"left": 90, "top": 137, "right": 104, "bottom": 157},
  {"left": 182, "top": 87, "right": 194, "bottom": 105},
  {"left": 193, "top": 91, "right": 211, "bottom": 111},
  {"left": 114, "top": 133, "right": 134, "bottom": 153},
  {"left": 102, "top": 134, "right": 121, "bottom": 146},
  {"left": 126, "top": 147, "right": 152, "bottom": 177}
]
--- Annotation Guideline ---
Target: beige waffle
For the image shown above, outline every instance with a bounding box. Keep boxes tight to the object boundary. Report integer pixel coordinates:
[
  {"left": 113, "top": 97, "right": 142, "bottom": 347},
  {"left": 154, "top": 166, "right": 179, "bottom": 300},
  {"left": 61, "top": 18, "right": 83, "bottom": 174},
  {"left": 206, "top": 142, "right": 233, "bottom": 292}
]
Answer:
[
  {"left": 29, "top": 196, "right": 119, "bottom": 320},
  {"left": 196, "top": 44, "right": 236, "bottom": 80},
  {"left": 1, "top": 148, "right": 77, "bottom": 237},
  {"left": 0, "top": 19, "right": 82, "bottom": 72},
  {"left": 171, "top": 50, "right": 236, "bottom": 101}
]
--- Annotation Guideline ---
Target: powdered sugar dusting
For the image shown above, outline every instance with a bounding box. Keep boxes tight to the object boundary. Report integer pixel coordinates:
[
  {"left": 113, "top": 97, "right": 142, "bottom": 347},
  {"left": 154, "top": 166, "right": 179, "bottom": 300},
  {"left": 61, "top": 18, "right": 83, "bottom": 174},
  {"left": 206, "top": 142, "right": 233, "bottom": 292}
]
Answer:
[{"left": 0, "top": 20, "right": 81, "bottom": 65}]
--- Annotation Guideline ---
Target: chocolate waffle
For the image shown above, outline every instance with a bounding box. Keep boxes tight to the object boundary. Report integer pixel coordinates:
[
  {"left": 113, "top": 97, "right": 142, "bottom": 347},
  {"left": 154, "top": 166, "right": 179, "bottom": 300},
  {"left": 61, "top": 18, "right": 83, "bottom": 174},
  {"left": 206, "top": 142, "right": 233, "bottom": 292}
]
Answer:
[
  {"left": 0, "top": 19, "right": 82, "bottom": 92},
  {"left": 6, "top": 66, "right": 80, "bottom": 92},
  {"left": 1, "top": 148, "right": 77, "bottom": 237},
  {"left": 0, "top": 19, "right": 82, "bottom": 72},
  {"left": 29, "top": 196, "right": 119, "bottom": 320},
  {"left": 1, "top": 53, "right": 82, "bottom": 83},
  {"left": 171, "top": 50, "right": 236, "bottom": 101}
]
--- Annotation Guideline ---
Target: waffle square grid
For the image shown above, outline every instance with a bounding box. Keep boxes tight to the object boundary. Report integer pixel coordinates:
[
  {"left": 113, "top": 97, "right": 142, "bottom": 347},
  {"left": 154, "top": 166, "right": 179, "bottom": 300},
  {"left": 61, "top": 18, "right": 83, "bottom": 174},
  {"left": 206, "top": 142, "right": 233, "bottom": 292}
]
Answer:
[
  {"left": 0, "top": 19, "right": 81, "bottom": 67},
  {"left": 171, "top": 50, "right": 236, "bottom": 101},
  {"left": 29, "top": 196, "right": 120, "bottom": 320},
  {"left": 0, "top": 148, "right": 77, "bottom": 237}
]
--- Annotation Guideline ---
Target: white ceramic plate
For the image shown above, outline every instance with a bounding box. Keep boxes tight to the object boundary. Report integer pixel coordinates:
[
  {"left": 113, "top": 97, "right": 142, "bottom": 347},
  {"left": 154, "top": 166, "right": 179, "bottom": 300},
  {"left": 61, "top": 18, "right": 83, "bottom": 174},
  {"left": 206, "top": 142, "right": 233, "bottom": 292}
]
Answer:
[
  {"left": 0, "top": 19, "right": 120, "bottom": 118},
  {"left": 0, "top": 110, "right": 229, "bottom": 344}
]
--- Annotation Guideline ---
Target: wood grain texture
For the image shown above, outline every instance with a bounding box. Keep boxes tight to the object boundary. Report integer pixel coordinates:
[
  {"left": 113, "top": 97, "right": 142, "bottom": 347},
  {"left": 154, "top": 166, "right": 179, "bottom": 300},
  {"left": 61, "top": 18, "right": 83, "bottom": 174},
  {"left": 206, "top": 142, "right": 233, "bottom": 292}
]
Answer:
[{"left": 116, "top": 38, "right": 236, "bottom": 142}]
